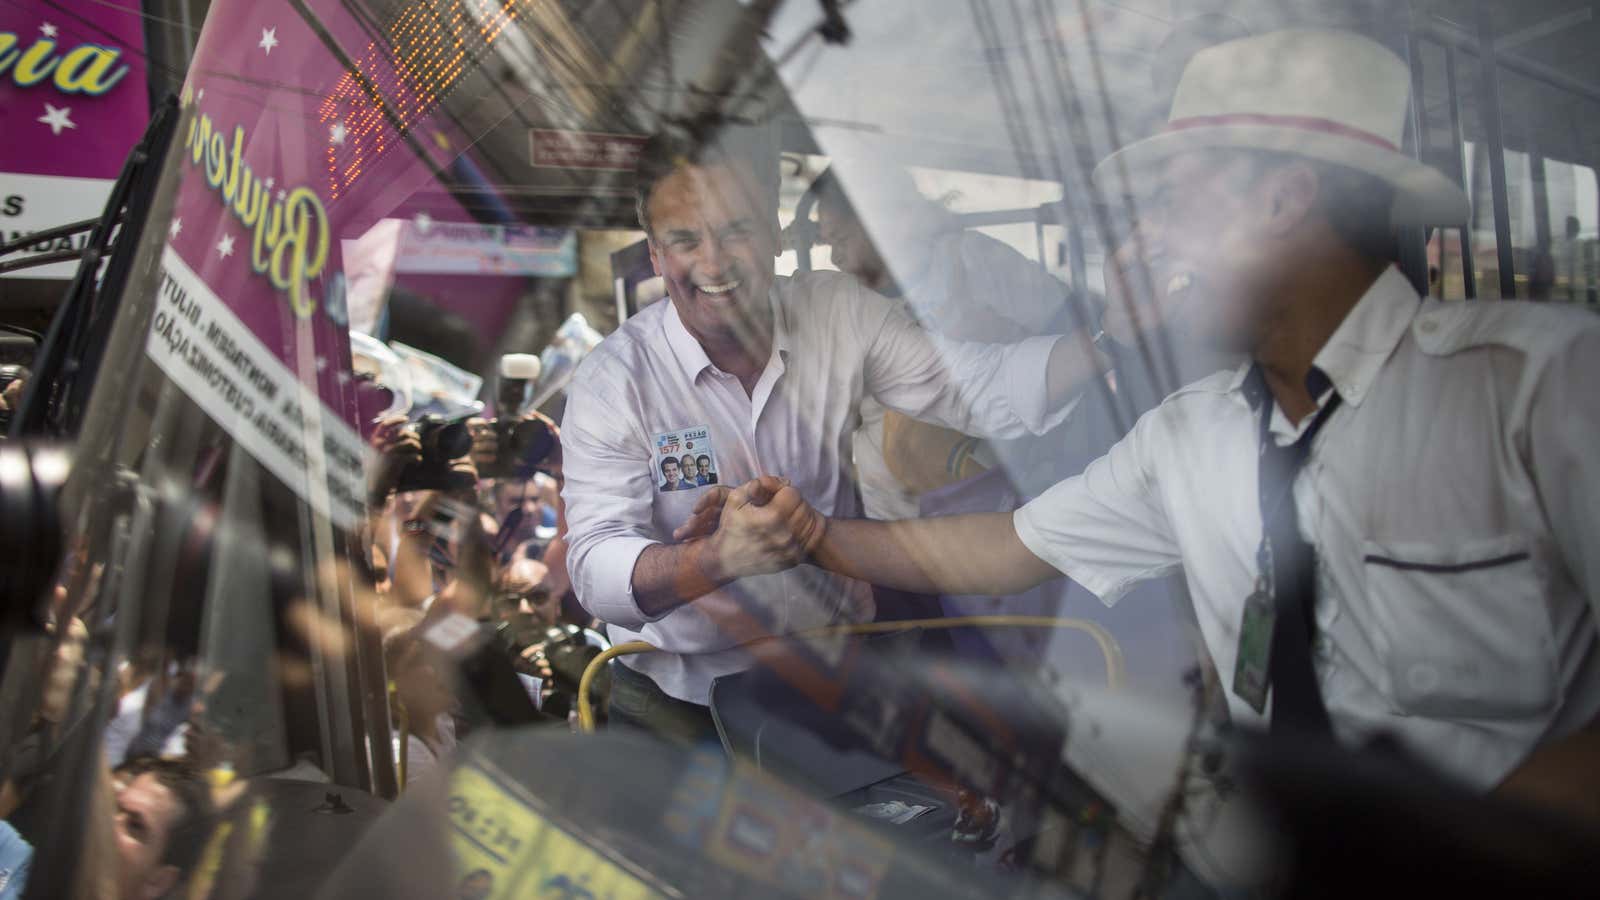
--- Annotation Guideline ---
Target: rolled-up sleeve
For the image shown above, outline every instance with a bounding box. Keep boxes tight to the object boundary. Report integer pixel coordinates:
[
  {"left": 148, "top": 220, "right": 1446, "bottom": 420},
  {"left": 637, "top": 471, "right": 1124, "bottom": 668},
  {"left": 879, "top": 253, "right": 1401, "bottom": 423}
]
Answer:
[
  {"left": 1013, "top": 406, "right": 1181, "bottom": 604},
  {"left": 559, "top": 369, "right": 660, "bottom": 631},
  {"left": 858, "top": 286, "right": 1076, "bottom": 438}
]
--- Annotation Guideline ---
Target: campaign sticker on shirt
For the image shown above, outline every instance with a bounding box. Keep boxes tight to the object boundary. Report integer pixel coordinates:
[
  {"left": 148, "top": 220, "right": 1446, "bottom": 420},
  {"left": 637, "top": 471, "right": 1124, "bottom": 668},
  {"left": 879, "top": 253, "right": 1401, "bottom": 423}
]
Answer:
[{"left": 653, "top": 425, "right": 720, "bottom": 492}]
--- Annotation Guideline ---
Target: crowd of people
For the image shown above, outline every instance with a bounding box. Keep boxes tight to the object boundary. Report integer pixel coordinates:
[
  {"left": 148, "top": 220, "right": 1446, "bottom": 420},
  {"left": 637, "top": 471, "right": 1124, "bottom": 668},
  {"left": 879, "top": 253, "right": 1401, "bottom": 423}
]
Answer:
[{"left": 1, "top": 407, "right": 588, "bottom": 898}]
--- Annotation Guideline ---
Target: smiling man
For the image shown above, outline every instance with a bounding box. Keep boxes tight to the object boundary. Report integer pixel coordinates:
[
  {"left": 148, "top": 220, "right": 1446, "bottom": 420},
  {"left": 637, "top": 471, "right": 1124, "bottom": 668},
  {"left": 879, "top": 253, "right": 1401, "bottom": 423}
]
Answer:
[
  {"left": 559, "top": 127, "right": 1108, "bottom": 742},
  {"left": 659, "top": 458, "right": 689, "bottom": 492}
]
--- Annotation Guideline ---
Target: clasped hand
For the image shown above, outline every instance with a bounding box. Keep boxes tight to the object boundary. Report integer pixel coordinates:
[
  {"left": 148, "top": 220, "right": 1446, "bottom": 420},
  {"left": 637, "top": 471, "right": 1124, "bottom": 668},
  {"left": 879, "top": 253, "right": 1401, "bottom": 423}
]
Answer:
[{"left": 673, "top": 475, "right": 825, "bottom": 580}]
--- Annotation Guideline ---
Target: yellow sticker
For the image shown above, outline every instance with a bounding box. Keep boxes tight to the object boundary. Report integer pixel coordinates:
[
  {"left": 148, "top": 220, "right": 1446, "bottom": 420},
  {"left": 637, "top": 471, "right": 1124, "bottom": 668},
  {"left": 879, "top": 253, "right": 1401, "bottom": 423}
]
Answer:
[{"left": 447, "top": 765, "right": 661, "bottom": 900}]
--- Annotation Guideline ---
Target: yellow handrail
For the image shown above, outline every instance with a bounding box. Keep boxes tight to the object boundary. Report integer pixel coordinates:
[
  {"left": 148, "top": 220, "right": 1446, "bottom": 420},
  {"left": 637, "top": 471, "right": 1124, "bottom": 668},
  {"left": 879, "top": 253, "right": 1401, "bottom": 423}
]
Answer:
[{"left": 576, "top": 615, "right": 1125, "bottom": 733}]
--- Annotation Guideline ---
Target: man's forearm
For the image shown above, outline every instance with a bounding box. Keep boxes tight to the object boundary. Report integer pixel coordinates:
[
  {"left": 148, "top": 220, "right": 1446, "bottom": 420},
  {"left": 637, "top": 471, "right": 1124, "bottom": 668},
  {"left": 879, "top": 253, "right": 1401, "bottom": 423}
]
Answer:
[
  {"left": 630, "top": 538, "right": 730, "bottom": 618},
  {"left": 814, "top": 512, "right": 1060, "bottom": 597}
]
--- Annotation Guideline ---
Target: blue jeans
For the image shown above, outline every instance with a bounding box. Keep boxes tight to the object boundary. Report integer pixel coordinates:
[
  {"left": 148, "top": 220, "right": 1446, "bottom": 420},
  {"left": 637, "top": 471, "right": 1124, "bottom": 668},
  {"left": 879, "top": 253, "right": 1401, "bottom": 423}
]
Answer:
[{"left": 607, "top": 661, "right": 723, "bottom": 750}]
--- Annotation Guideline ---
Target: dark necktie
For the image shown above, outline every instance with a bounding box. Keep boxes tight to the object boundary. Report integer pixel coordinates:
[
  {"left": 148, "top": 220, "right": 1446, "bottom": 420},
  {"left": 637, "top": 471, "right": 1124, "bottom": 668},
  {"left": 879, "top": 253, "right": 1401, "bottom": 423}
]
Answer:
[{"left": 1250, "top": 366, "right": 1341, "bottom": 735}]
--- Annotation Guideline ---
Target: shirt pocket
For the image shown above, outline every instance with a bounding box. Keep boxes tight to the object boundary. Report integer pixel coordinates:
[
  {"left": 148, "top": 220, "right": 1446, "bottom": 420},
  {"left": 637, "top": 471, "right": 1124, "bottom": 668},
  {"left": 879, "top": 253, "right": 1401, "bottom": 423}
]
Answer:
[
  {"left": 650, "top": 484, "right": 705, "bottom": 538},
  {"left": 1362, "top": 535, "right": 1557, "bottom": 720}
]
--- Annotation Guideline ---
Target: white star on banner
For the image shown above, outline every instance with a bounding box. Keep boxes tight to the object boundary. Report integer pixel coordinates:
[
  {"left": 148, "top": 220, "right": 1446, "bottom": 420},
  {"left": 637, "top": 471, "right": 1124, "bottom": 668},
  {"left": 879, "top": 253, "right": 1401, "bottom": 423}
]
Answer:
[
  {"left": 413, "top": 212, "right": 434, "bottom": 233},
  {"left": 258, "top": 27, "right": 279, "bottom": 55},
  {"left": 197, "top": 88, "right": 205, "bottom": 101},
  {"left": 335, "top": 370, "right": 351, "bottom": 386},
  {"left": 40, "top": 22, "right": 58, "bottom": 38},
  {"left": 37, "top": 103, "right": 75, "bottom": 136},
  {"left": 169, "top": 218, "right": 183, "bottom": 239},
  {"left": 314, "top": 356, "right": 329, "bottom": 373},
  {"left": 216, "top": 234, "right": 236, "bottom": 258},
  {"left": 276, "top": 189, "right": 286, "bottom": 203},
  {"left": 264, "top": 177, "right": 274, "bottom": 189},
  {"left": 329, "top": 121, "right": 348, "bottom": 146}
]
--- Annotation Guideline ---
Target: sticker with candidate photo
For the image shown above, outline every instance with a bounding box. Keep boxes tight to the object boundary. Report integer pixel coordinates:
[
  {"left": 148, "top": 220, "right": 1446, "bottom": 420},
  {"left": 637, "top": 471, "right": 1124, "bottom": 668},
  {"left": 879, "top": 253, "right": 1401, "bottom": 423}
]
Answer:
[{"left": 653, "top": 425, "right": 720, "bottom": 493}]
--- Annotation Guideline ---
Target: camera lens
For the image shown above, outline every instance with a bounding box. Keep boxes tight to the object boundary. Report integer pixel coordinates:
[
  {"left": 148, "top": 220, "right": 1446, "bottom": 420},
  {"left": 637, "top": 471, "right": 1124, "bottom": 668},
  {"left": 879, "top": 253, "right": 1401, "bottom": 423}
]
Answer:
[
  {"left": 434, "top": 421, "right": 472, "bottom": 459},
  {"left": 507, "top": 419, "right": 554, "bottom": 462}
]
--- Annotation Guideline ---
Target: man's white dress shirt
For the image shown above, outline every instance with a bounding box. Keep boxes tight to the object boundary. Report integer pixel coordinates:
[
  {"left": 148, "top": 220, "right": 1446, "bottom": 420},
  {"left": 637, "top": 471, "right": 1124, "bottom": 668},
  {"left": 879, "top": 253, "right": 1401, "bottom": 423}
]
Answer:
[
  {"left": 854, "top": 229, "right": 1080, "bottom": 518},
  {"left": 1015, "top": 266, "right": 1600, "bottom": 789},
  {"left": 564, "top": 270, "right": 1068, "bottom": 704}
]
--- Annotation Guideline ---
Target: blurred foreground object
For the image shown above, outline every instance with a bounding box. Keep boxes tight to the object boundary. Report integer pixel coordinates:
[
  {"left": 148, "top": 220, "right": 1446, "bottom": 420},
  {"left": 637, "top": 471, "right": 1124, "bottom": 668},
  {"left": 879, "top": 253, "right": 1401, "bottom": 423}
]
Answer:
[{"left": 0, "top": 442, "right": 71, "bottom": 632}]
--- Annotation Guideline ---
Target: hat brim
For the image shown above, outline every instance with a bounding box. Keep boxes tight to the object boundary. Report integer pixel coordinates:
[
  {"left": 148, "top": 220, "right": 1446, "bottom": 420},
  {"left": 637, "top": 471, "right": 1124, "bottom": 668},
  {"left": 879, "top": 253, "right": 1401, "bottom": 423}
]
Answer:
[{"left": 1092, "top": 125, "right": 1470, "bottom": 226}]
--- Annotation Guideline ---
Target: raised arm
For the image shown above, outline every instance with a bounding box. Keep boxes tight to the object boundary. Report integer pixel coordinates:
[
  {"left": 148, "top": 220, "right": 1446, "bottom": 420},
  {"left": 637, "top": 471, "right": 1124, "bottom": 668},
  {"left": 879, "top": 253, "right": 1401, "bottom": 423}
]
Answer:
[
  {"left": 812, "top": 511, "right": 1062, "bottom": 597},
  {"left": 858, "top": 283, "right": 1107, "bottom": 440}
]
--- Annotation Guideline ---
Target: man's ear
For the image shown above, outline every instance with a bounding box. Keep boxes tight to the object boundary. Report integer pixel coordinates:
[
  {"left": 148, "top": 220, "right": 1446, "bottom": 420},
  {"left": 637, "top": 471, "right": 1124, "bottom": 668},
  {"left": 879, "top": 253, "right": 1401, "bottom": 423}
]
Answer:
[
  {"left": 1262, "top": 162, "right": 1320, "bottom": 235},
  {"left": 646, "top": 238, "right": 663, "bottom": 276},
  {"left": 142, "top": 863, "right": 180, "bottom": 900}
]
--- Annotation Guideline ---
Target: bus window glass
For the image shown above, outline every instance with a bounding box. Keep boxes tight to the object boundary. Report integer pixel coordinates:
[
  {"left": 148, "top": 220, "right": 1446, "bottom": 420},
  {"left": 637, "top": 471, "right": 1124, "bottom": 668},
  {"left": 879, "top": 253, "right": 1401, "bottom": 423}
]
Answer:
[{"left": 1, "top": 2, "right": 1598, "bottom": 898}]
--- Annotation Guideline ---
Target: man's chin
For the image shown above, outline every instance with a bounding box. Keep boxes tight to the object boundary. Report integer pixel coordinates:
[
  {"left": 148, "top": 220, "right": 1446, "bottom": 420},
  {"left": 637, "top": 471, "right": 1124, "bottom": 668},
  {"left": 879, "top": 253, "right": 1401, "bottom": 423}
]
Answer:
[
  {"left": 1165, "top": 291, "right": 1257, "bottom": 355},
  {"left": 1186, "top": 323, "right": 1255, "bottom": 355}
]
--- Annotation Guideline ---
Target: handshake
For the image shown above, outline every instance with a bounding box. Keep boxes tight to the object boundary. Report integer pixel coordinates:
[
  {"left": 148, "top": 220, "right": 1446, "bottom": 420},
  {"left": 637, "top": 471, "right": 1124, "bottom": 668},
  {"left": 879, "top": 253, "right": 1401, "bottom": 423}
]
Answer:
[{"left": 671, "top": 475, "right": 828, "bottom": 581}]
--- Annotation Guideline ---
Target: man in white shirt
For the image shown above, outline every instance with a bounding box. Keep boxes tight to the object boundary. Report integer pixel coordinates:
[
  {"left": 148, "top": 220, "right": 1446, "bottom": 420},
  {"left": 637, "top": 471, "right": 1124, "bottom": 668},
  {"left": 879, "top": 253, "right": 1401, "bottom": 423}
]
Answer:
[
  {"left": 559, "top": 127, "right": 1106, "bottom": 742},
  {"left": 745, "top": 30, "right": 1600, "bottom": 819},
  {"left": 811, "top": 164, "right": 1087, "bottom": 515}
]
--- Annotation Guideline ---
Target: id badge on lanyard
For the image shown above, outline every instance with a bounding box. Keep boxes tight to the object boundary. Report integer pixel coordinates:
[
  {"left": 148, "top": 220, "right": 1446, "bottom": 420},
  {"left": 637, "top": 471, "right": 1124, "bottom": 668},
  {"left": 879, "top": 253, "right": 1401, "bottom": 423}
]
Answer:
[{"left": 1232, "top": 570, "right": 1276, "bottom": 715}]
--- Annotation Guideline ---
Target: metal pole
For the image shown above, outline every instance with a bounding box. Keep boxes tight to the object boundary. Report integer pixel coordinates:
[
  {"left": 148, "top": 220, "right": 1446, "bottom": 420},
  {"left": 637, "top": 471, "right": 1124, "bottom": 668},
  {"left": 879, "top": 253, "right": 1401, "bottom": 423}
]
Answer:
[
  {"left": 1034, "top": 216, "right": 1047, "bottom": 276},
  {"left": 1421, "top": 21, "right": 1600, "bottom": 109},
  {"left": 1444, "top": 42, "right": 1478, "bottom": 299},
  {"left": 1398, "top": 32, "right": 1432, "bottom": 296},
  {"left": 1067, "top": 221, "right": 1087, "bottom": 294},
  {"left": 1474, "top": 2, "right": 1518, "bottom": 299},
  {"left": 1530, "top": 154, "right": 1553, "bottom": 299}
]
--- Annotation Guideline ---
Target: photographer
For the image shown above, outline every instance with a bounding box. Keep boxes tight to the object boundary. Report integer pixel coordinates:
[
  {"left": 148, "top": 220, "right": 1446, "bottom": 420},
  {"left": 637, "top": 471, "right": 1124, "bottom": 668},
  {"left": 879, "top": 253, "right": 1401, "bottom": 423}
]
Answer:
[{"left": 490, "top": 572, "right": 609, "bottom": 724}]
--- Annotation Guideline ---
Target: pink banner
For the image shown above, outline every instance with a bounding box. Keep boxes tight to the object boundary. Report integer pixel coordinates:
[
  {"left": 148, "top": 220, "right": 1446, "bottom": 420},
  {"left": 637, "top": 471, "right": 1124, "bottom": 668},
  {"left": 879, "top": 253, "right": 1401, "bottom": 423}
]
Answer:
[
  {"left": 0, "top": 0, "right": 149, "bottom": 180},
  {"left": 148, "top": 0, "right": 508, "bottom": 523}
]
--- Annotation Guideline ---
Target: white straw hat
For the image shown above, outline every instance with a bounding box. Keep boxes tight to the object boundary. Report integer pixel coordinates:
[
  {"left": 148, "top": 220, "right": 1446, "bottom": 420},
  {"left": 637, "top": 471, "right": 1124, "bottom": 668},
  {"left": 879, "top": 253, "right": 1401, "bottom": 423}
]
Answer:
[{"left": 1093, "top": 29, "right": 1470, "bottom": 226}]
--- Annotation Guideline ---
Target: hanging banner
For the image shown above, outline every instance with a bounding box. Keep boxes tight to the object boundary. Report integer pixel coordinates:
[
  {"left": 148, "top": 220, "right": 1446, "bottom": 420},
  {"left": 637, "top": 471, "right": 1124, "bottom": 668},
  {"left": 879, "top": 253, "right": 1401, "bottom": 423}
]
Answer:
[
  {"left": 0, "top": 0, "right": 150, "bottom": 277},
  {"left": 147, "top": 247, "right": 370, "bottom": 526},
  {"left": 343, "top": 218, "right": 575, "bottom": 281}
]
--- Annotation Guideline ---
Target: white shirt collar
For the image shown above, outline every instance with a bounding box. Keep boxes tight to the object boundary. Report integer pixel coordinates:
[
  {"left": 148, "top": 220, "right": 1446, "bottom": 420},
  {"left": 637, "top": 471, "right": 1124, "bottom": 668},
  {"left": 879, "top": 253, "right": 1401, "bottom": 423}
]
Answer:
[
  {"left": 658, "top": 283, "right": 791, "bottom": 383},
  {"left": 1228, "top": 264, "right": 1420, "bottom": 408},
  {"left": 1310, "top": 265, "right": 1420, "bottom": 408}
]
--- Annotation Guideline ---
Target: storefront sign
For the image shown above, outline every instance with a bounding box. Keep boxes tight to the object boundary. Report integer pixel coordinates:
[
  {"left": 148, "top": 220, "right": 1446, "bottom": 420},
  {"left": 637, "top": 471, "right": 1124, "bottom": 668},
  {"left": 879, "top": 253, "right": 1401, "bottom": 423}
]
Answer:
[{"left": 1, "top": 2, "right": 149, "bottom": 278}]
